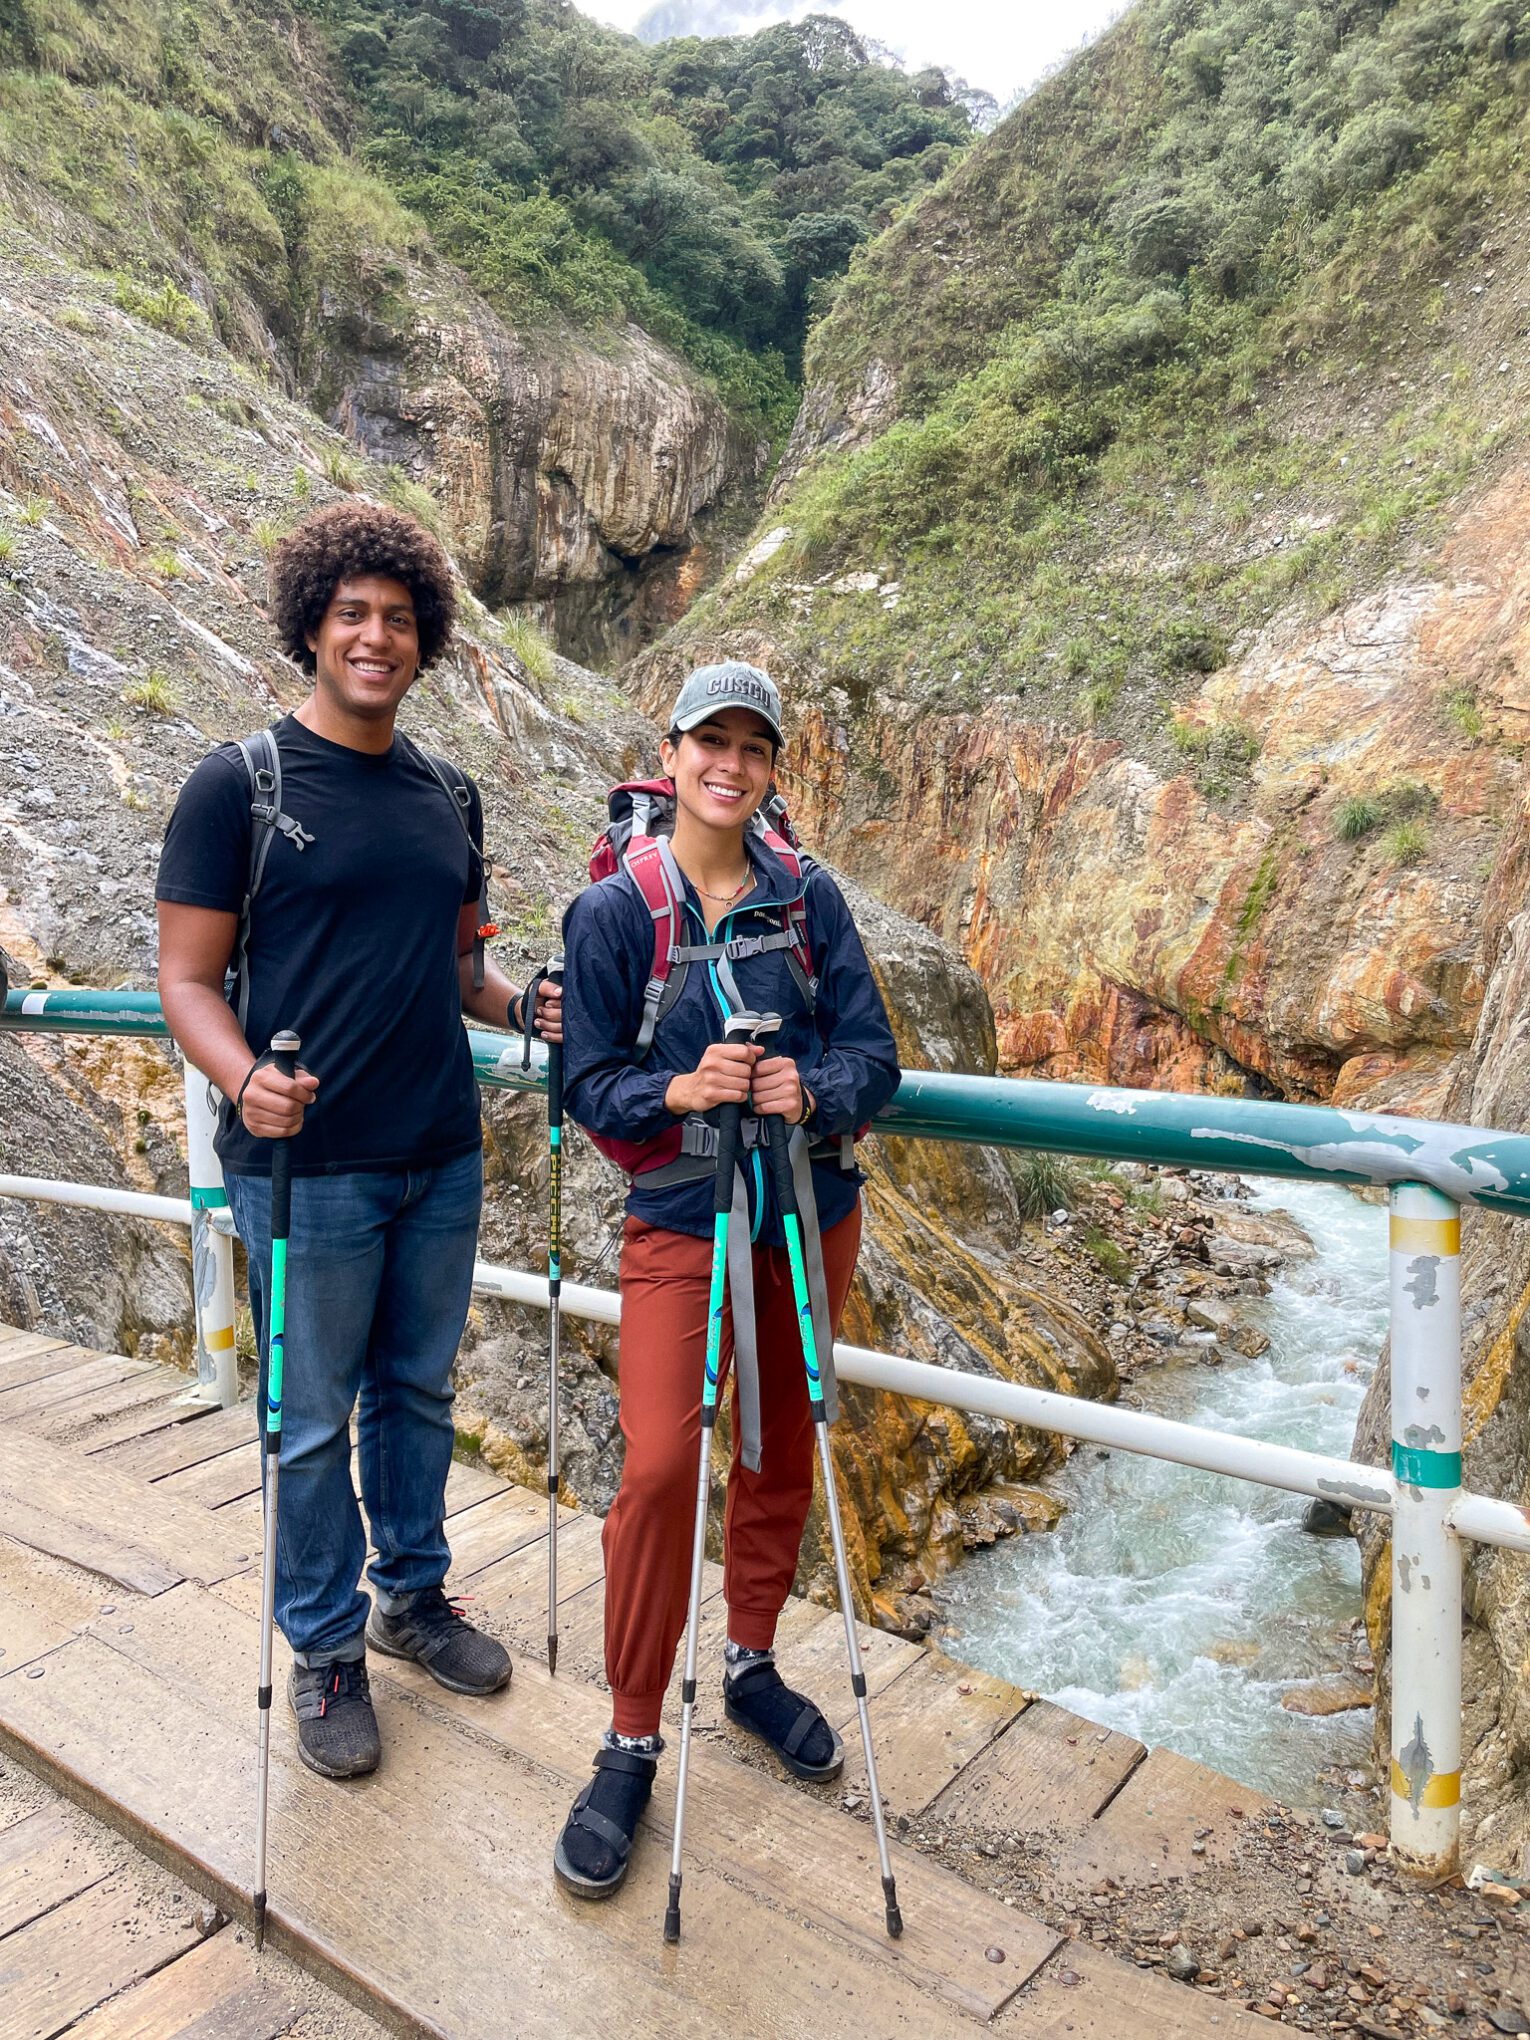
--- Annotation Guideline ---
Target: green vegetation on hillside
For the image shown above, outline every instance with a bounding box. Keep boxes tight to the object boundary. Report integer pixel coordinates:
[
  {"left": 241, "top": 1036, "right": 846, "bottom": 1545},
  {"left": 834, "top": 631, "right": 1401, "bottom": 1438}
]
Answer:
[
  {"left": 686, "top": 0, "right": 1530, "bottom": 744},
  {"left": 0, "top": 0, "right": 972, "bottom": 435},
  {"left": 300, "top": 1, "right": 972, "bottom": 420}
]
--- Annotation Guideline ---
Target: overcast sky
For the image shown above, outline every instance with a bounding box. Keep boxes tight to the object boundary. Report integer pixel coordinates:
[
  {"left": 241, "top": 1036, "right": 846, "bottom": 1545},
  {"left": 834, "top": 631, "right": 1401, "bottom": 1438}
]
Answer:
[{"left": 584, "top": 0, "right": 1125, "bottom": 108}]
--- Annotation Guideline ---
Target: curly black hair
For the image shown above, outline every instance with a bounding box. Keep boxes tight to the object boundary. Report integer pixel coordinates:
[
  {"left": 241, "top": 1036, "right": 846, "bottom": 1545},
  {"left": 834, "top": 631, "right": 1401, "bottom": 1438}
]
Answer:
[{"left": 268, "top": 501, "right": 457, "bottom": 674}]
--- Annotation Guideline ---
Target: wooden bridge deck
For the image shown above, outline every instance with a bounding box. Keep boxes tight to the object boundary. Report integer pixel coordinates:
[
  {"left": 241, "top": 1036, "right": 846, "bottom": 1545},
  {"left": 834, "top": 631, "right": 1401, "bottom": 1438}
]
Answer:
[{"left": 0, "top": 1324, "right": 1269, "bottom": 2039}]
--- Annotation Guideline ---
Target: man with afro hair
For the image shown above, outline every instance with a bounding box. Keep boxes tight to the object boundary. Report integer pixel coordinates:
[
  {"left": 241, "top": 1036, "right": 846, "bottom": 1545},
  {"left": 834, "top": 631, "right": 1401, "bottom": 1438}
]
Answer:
[{"left": 156, "top": 500, "right": 560, "bottom": 1782}]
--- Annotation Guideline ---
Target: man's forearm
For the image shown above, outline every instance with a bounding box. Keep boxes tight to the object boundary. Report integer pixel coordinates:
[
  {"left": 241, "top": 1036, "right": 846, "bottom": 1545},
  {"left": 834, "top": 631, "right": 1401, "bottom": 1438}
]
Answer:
[
  {"left": 459, "top": 956, "right": 526, "bottom": 1030},
  {"left": 161, "top": 981, "right": 256, "bottom": 1100}
]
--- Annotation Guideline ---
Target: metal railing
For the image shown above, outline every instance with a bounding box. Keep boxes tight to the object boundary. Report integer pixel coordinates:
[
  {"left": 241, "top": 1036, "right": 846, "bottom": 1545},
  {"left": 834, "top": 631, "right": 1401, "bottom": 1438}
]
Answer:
[{"left": 6, "top": 983, "right": 1528, "bottom": 1883}]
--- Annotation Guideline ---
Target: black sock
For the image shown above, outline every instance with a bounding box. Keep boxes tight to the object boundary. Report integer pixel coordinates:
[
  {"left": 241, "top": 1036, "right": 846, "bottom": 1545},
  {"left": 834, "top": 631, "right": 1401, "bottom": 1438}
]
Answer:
[{"left": 560, "top": 1735, "right": 661, "bottom": 1884}]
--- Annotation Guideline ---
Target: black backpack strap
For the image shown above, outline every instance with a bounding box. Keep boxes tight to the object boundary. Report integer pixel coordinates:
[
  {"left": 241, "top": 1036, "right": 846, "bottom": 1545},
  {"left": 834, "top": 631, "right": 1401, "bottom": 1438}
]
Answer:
[
  {"left": 228, "top": 727, "right": 312, "bottom": 1043},
  {"left": 409, "top": 740, "right": 493, "bottom": 991}
]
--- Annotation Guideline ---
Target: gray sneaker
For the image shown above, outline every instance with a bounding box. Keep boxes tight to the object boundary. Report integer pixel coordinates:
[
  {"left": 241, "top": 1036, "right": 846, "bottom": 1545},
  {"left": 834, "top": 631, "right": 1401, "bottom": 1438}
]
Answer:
[
  {"left": 288, "top": 1658, "right": 381, "bottom": 1779},
  {"left": 366, "top": 1587, "right": 511, "bottom": 1697}
]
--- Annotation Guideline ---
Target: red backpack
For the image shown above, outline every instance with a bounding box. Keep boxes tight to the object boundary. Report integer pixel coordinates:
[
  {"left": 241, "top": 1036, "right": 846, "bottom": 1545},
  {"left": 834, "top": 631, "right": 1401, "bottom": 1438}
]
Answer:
[{"left": 583, "top": 777, "right": 820, "bottom": 1178}]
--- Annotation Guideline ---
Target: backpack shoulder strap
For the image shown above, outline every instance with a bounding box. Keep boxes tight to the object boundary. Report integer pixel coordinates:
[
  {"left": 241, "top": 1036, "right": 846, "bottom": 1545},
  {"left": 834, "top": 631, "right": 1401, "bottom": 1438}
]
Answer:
[
  {"left": 228, "top": 727, "right": 313, "bottom": 1039},
  {"left": 622, "top": 831, "right": 687, "bottom": 1058},
  {"left": 750, "top": 810, "right": 817, "bottom": 1015},
  {"left": 405, "top": 738, "right": 495, "bottom": 992}
]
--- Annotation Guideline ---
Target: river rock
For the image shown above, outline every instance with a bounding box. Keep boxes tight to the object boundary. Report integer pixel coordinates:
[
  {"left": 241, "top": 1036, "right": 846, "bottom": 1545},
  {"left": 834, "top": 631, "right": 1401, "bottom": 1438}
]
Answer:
[
  {"left": 1186, "top": 1298, "right": 1235, "bottom": 1335},
  {"left": 1302, "top": 1498, "right": 1354, "bottom": 1539},
  {"left": 1281, "top": 1680, "right": 1374, "bottom": 1716},
  {"left": 1230, "top": 1323, "right": 1271, "bottom": 1357},
  {"left": 959, "top": 1483, "right": 1065, "bottom": 1548}
]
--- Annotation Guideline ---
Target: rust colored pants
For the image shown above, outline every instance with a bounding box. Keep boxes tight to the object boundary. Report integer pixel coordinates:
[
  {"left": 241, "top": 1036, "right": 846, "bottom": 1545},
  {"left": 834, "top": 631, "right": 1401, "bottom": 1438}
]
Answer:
[{"left": 602, "top": 1202, "right": 862, "bottom": 1738}]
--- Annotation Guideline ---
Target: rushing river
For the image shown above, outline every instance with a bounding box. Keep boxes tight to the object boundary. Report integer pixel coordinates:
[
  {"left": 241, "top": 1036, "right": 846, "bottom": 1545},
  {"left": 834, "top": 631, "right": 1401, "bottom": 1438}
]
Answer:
[{"left": 932, "top": 1179, "right": 1387, "bottom": 1804}]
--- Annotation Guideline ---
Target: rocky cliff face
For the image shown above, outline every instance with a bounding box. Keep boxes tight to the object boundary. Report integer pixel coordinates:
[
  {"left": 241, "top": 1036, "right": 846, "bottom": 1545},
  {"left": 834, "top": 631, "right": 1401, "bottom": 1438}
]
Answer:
[
  {"left": 0, "top": 214, "right": 1122, "bottom": 1627},
  {"left": 317, "top": 283, "right": 764, "bottom": 667},
  {"left": 0, "top": 0, "right": 764, "bottom": 669},
  {"left": 632, "top": 490, "right": 1516, "bottom": 1117},
  {"left": 1349, "top": 477, "right": 1530, "bottom": 1874}
]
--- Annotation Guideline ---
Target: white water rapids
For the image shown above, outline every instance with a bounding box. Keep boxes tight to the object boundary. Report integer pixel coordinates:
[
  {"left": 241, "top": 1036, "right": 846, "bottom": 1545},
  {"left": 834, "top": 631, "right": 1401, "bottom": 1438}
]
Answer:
[{"left": 933, "top": 1179, "right": 1386, "bottom": 1803}]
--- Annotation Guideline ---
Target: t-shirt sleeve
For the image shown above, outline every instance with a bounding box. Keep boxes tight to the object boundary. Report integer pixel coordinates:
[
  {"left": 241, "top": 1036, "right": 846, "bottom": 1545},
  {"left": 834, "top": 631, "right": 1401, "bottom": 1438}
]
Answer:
[{"left": 154, "top": 748, "right": 251, "bottom": 913}]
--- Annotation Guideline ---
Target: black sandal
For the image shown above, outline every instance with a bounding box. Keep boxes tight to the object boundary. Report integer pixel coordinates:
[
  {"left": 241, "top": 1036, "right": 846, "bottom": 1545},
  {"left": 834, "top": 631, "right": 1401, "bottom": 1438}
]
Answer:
[
  {"left": 724, "top": 1659, "right": 845, "bottom": 1782},
  {"left": 553, "top": 1745, "right": 658, "bottom": 1900}
]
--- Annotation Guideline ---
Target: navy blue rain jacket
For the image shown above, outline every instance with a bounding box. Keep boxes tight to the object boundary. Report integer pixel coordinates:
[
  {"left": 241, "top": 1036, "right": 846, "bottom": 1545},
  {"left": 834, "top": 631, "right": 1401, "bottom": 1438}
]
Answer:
[{"left": 561, "top": 838, "right": 901, "bottom": 1245}]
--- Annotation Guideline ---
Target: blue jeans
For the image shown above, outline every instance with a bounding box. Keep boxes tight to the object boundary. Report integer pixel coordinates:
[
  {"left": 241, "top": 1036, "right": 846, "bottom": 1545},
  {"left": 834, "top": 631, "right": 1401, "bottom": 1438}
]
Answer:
[{"left": 227, "top": 1149, "right": 482, "bottom": 1663}]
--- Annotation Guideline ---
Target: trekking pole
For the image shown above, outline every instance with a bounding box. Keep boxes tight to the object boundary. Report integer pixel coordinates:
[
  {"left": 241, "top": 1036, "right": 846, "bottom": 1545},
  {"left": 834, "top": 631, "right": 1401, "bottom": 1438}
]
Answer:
[
  {"left": 253, "top": 1028, "right": 300, "bottom": 1955},
  {"left": 757, "top": 1014, "right": 904, "bottom": 1941},
  {"left": 516, "top": 957, "right": 566, "bottom": 1672},
  {"left": 541, "top": 956, "right": 565, "bottom": 1673},
  {"left": 664, "top": 1008, "right": 761, "bottom": 1946}
]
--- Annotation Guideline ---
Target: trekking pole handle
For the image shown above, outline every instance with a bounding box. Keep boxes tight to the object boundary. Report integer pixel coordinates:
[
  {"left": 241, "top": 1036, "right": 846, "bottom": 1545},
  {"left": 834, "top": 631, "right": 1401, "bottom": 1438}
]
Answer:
[
  {"left": 712, "top": 1010, "right": 762, "bottom": 1215},
  {"left": 269, "top": 1030, "right": 300, "bottom": 1241},
  {"left": 543, "top": 954, "right": 564, "bottom": 1129}
]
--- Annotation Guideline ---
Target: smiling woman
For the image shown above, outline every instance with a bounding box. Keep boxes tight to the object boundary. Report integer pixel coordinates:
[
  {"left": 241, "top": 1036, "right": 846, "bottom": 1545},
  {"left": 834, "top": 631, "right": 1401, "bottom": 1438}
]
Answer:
[{"left": 551, "top": 657, "right": 903, "bottom": 1904}]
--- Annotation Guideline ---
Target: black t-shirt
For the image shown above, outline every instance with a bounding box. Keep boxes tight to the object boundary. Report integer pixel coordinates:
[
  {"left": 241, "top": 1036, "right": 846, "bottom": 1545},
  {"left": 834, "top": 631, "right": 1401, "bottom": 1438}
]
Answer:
[{"left": 156, "top": 715, "right": 485, "bottom": 1177}]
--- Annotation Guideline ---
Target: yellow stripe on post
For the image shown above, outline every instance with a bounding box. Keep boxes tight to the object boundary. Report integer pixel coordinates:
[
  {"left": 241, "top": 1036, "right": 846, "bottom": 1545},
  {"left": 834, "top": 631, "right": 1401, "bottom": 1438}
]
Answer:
[
  {"left": 207, "top": 1324, "right": 236, "bottom": 1352},
  {"left": 1389, "top": 1214, "right": 1461, "bottom": 1256},
  {"left": 1390, "top": 1762, "right": 1461, "bottom": 1809}
]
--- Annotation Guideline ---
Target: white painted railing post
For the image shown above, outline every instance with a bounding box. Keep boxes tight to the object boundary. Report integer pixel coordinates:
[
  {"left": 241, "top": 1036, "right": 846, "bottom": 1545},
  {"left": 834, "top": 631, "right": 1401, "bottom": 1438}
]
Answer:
[
  {"left": 1386, "top": 1181, "right": 1463, "bottom": 1877},
  {"left": 182, "top": 1061, "right": 238, "bottom": 1409}
]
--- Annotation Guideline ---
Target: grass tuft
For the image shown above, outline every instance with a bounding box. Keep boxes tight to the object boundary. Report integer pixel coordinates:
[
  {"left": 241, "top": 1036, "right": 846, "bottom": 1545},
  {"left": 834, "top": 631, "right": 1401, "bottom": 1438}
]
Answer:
[
  {"left": 1013, "top": 1150, "right": 1083, "bottom": 1222},
  {"left": 1336, "top": 795, "right": 1381, "bottom": 841},
  {"left": 500, "top": 614, "right": 558, "bottom": 690},
  {"left": 1382, "top": 818, "right": 1428, "bottom": 867},
  {"left": 121, "top": 672, "right": 175, "bottom": 714},
  {"left": 319, "top": 445, "right": 360, "bottom": 490}
]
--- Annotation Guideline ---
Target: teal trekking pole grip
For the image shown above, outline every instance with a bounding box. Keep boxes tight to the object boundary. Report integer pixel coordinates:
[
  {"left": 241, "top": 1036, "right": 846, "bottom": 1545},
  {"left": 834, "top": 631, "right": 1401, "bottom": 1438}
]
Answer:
[
  {"left": 253, "top": 1027, "right": 300, "bottom": 1954},
  {"left": 761, "top": 1071, "right": 904, "bottom": 1941},
  {"left": 664, "top": 1009, "right": 758, "bottom": 1946}
]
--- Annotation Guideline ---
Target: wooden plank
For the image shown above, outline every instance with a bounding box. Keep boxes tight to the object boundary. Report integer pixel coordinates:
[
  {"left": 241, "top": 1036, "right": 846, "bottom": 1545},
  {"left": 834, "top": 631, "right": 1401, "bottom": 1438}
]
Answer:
[
  {"left": 363, "top": 1628, "right": 1055, "bottom": 2024},
  {"left": 1062, "top": 1745, "right": 1266, "bottom": 1886},
  {"left": 95, "top": 1403, "right": 256, "bottom": 1480},
  {"left": 469, "top": 1517, "right": 605, "bottom": 1623},
  {"left": 163, "top": 1571, "right": 1040, "bottom": 2026},
  {"left": 0, "top": 1354, "right": 150, "bottom": 1418},
  {"left": 63, "top": 1926, "right": 304, "bottom": 2040},
  {"left": 0, "top": 1868, "right": 202, "bottom": 2039},
  {"left": 444, "top": 1485, "right": 570, "bottom": 1580},
  {"left": 21, "top": 1370, "right": 195, "bottom": 1449},
  {"left": 928, "top": 1700, "right": 1146, "bottom": 1833},
  {"left": 0, "top": 1804, "right": 112, "bottom": 1938},
  {"left": 834, "top": 1649, "right": 1030, "bottom": 1817},
  {"left": 0, "top": 1343, "right": 79, "bottom": 1396},
  {"left": 0, "top": 1538, "right": 115, "bottom": 1677},
  {"left": 443, "top": 1457, "right": 509, "bottom": 1515},
  {"left": 0, "top": 1431, "right": 256, "bottom": 1596},
  {"left": 0, "top": 1331, "right": 71, "bottom": 1366},
  {"left": 161, "top": 1443, "right": 262, "bottom": 1513},
  {"left": 0, "top": 1594, "right": 991, "bottom": 2037},
  {"left": 995, "top": 1942, "right": 1272, "bottom": 2036}
]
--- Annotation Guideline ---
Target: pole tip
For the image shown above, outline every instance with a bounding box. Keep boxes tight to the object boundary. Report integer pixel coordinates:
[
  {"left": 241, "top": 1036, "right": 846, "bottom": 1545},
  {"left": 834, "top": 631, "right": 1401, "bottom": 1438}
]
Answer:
[
  {"left": 253, "top": 1892, "right": 266, "bottom": 1953},
  {"left": 664, "top": 1873, "right": 682, "bottom": 1944},
  {"left": 547, "top": 1634, "right": 558, "bottom": 1677},
  {"left": 883, "top": 1877, "right": 903, "bottom": 1939}
]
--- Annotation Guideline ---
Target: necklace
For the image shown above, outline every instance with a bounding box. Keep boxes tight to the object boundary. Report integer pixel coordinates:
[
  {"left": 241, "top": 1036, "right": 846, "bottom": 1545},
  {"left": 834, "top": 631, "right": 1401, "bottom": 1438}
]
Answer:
[
  {"left": 697, "top": 873, "right": 758, "bottom": 905},
  {"left": 693, "top": 872, "right": 754, "bottom": 905}
]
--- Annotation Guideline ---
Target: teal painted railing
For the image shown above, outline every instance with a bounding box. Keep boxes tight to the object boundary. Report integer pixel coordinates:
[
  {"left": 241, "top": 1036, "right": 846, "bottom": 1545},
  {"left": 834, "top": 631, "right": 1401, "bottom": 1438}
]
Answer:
[
  {"left": 3, "top": 981, "right": 1518, "bottom": 1877},
  {"left": 7, "top": 985, "right": 1529, "bottom": 1215}
]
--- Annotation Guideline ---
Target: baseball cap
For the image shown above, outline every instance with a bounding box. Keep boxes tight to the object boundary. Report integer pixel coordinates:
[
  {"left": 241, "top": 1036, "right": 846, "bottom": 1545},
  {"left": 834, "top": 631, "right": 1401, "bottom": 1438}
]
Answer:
[{"left": 669, "top": 660, "right": 784, "bottom": 749}]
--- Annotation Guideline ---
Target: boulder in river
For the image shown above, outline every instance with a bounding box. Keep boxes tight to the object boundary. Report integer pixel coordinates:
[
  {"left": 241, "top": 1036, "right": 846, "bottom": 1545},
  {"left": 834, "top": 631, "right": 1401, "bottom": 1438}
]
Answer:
[{"left": 1280, "top": 1680, "right": 1374, "bottom": 1716}]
